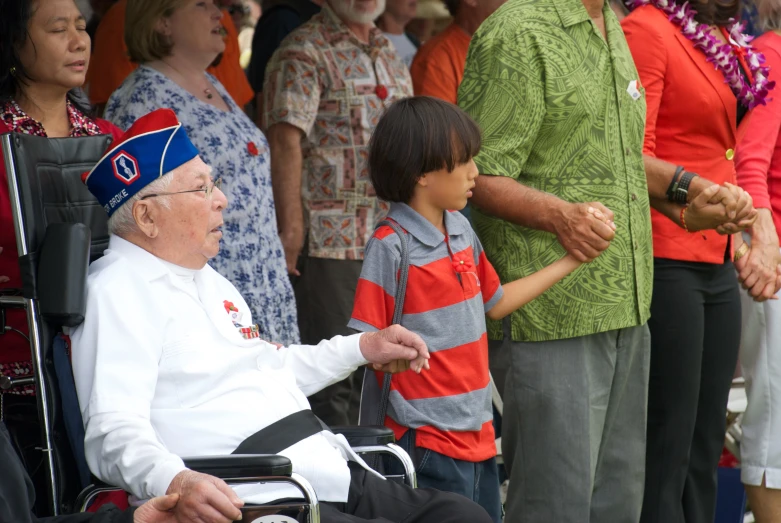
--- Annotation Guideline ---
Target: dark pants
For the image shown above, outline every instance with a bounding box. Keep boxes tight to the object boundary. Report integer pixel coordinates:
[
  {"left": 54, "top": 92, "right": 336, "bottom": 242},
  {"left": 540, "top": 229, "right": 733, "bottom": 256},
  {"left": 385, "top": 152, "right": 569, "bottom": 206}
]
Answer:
[
  {"left": 321, "top": 462, "right": 493, "bottom": 523},
  {"left": 294, "top": 255, "right": 363, "bottom": 426},
  {"left": 640, "top": 259, "right": 741, "bottom": 523},
  {"left": 388, "top": 430, "right": 502, "bottom": 523},
  {"left": 1, "top": 421, "right": 132, "bottom": 523}
]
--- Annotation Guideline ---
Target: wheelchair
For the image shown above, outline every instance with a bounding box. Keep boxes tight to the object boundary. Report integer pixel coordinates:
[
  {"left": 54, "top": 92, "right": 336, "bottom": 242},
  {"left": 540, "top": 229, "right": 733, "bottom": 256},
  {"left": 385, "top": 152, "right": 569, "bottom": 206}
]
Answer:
[{"left": 0, "top": 131, "right": 416, "bottom": 522}]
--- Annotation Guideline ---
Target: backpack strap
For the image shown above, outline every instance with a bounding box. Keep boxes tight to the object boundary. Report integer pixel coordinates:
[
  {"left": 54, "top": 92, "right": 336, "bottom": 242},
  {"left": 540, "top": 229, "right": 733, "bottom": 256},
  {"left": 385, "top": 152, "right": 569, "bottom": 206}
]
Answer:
[
  {"left": 370, "top": 219, "right": 409, "bottom": 427},
  {"left": 380, "top": 219, "right": 409, "bottom": 325}
]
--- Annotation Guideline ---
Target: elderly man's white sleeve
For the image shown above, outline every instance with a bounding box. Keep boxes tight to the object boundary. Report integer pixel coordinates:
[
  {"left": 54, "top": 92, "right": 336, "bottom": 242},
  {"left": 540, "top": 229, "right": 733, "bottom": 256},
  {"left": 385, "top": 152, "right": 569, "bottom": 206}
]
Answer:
[
  {"left": 71, "top": 277, "right": 185, "bottom": 499},
  {"left": 276, "top": 335, "right": 368, "bottom": 397}
]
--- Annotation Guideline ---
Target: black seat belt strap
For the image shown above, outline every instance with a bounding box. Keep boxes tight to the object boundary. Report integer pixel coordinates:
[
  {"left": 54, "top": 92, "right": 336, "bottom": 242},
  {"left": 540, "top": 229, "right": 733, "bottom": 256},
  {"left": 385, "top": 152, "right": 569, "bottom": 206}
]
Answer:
[{"left": 232, "top": 410, "right": 330, "bottom": 455}]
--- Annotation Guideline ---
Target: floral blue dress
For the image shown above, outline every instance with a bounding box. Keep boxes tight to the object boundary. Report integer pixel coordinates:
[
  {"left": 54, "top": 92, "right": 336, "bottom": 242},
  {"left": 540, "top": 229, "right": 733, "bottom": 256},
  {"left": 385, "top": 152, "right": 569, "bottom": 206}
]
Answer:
[{"left": 104, "top": 65, "right": 300, "bottom": 345}]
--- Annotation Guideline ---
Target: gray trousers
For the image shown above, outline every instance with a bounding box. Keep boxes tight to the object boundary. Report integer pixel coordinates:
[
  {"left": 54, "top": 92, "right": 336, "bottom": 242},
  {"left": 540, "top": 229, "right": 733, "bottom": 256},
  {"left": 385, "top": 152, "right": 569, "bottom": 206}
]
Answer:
[{"left": 493, "top": 321, "right": 650, "bottom": 523}]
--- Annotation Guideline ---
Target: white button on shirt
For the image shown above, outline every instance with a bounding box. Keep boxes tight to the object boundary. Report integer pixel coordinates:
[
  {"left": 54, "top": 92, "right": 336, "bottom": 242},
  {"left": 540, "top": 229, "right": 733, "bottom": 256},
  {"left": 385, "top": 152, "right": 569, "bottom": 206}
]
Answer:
[{"left": 69, "top": 236, "right": 373, "bottom": 503}]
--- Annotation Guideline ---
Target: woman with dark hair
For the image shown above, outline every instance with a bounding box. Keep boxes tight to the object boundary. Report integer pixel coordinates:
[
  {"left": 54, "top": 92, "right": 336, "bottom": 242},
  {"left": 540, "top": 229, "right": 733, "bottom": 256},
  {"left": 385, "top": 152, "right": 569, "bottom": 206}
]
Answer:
[
  {"left": 622, "top": 1, "right": 773, "bottom": 522},
  {"left": 0, "top": 0, "right": 121, "bottom": 396}
]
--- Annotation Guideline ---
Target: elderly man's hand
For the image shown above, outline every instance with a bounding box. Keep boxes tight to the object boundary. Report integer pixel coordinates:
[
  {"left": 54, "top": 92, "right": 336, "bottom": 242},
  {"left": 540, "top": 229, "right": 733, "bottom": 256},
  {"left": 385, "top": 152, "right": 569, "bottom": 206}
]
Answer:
[
  {"left": 166, "top": 470, "right": 243, "bottom": 523},
  {"left": 133, "top": 494, "right": 180, "bottom": 523},
  {"left": 360, "top": 325, "right": 431, "bottom": 374}
]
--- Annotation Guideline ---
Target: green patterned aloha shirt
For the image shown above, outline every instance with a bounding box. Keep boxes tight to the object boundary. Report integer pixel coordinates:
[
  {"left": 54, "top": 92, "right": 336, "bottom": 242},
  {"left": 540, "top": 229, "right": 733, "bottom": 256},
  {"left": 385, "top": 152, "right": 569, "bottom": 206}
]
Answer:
[{"left": 458, "top": 0, "right": 653, "bottom": 342}]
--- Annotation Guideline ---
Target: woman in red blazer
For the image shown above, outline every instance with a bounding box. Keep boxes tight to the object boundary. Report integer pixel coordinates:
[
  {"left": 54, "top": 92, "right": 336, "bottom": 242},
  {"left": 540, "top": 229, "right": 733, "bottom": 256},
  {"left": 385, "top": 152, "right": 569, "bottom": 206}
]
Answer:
[
  {"left": 0, "top": 0, "right": 121, "bottom": 457},
  {"left": 623, "top": 3, "right": 771, "bottom": 522}
]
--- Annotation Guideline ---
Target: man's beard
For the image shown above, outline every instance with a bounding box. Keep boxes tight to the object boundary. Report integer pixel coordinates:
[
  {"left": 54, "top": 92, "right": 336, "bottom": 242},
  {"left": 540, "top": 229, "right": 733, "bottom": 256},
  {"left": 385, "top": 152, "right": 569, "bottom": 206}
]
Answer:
[{"left": 329, "top": 0, "right": 387, "bottom": 24}]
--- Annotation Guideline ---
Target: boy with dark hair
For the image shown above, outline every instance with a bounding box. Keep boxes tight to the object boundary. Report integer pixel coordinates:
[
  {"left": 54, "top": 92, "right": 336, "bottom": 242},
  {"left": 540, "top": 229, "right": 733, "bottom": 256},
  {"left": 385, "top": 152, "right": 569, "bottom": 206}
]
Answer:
[{"left": 349, "top": 96, "right": 615, "bottom": 521}]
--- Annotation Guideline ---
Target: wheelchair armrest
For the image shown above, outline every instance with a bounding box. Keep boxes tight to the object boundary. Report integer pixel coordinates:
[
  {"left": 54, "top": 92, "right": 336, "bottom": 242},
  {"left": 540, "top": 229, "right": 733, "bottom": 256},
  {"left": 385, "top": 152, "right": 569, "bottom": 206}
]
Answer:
[
  {"left": 330, "top": 426, "right": 395, "bottom": 447},
  {"left": 77, "top": 456, "right": 294, "bottom": 512},
  {"left": 183, "top": 455, "right": 293, "bottom": 477}
]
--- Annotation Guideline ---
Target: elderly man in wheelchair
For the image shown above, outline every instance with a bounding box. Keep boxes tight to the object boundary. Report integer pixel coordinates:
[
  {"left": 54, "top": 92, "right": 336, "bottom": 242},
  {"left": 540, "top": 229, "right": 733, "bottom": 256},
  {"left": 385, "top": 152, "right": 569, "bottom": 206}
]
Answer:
[{"left": 64, "top": 109, "right": 492, "bottom": 523}]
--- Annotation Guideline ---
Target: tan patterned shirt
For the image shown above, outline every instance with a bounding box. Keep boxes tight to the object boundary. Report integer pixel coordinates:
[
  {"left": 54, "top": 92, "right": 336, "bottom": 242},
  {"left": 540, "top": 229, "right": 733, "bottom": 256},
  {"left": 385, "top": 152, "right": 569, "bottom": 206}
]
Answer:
[{"left": 263, "top": 4, "right": 413, "bottom": 260}]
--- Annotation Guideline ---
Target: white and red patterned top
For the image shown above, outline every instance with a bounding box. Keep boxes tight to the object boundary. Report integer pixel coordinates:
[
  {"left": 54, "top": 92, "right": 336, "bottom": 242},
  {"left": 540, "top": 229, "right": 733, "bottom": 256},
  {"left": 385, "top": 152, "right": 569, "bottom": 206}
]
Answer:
[
  {"left": 263, "top": 4, "right": 413, "bottom": 260},
  {"left": 1, "top": 98, "right": 103, "bottom": 138}
]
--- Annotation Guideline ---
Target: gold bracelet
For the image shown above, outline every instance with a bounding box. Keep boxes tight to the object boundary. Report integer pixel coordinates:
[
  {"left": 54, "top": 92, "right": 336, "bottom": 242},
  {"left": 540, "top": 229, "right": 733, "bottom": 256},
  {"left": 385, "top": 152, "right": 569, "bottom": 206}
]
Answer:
[{"left": 734, "top": 242, "right": 750, "bottom": 262}]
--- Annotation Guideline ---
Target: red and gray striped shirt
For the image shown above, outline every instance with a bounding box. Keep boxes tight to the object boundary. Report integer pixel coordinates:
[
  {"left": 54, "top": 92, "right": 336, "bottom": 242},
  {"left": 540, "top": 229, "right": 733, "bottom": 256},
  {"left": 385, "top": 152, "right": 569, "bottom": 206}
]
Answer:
[{"left": 349, "top": 203, "right": 503, "bottom": 461}]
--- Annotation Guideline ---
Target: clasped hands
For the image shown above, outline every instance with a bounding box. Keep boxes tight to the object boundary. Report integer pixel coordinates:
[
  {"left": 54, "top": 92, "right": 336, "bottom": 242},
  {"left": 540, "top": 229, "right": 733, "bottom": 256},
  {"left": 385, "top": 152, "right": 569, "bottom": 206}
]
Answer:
[
  {"left": 682, "top": 180, "right": 756, "bottom": 234},
  {"left": 551, "top": 181, "right": 757, "bottom": 264},
  {"left": 360, "top": 324, "right": 431, "bottom": 374},
  {"left": 734, "top": 237, "right": 781, "bottom": 302},
  {"left": 733, "top": 207, "right": 781, "bottom": 302},
  {"left": 681, "top": 182, "right": 781, "bottom": 302}
]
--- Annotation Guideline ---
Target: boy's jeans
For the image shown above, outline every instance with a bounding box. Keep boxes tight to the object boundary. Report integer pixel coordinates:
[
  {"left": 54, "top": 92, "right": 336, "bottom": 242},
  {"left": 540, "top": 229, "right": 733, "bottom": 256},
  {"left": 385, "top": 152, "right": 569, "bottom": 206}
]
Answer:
[{"left": 389, "top": 430, "right": 502, "bottom": 523}]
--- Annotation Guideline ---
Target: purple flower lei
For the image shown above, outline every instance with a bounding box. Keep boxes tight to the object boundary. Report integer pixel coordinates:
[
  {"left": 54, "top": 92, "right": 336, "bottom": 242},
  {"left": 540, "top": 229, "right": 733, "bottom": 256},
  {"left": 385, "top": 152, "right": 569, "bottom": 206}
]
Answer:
[{"left": 625, "top": 0, "right": 775, "bottom": 109}]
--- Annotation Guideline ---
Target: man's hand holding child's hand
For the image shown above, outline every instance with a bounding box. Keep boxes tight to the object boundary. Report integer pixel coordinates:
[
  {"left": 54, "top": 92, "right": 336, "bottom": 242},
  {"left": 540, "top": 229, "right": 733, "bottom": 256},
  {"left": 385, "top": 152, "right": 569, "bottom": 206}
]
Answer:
[
  {"left": 360, "top": 325, "right": 431, "bottom": 374},
  {"left": 572, "top": 206, "right": 616, "bottom": 264}
]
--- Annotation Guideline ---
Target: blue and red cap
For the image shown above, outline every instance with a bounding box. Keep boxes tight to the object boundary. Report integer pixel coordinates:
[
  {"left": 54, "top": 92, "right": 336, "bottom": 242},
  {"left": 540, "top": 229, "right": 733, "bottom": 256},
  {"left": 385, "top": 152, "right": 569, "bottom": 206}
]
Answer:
[{"left": 83, "top": 108, "right": 200, "bottom": 216}]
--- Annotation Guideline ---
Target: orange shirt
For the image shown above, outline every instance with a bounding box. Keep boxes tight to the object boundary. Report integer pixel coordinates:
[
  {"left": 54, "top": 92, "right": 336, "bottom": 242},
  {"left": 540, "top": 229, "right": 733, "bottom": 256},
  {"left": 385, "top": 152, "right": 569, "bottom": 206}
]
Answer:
[
  {"left": 86, "top": 0, "right": 253, "bottom": 107},
  {"left": 409, "top": 23, "right": 471, "bottom": 105}
]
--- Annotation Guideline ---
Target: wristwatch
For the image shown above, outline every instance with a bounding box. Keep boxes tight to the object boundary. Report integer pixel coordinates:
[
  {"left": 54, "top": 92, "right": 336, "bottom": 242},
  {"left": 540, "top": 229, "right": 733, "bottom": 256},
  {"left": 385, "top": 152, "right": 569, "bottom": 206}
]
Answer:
[{"left": 666, "top": 166, "right": 698, "bottom": 204}]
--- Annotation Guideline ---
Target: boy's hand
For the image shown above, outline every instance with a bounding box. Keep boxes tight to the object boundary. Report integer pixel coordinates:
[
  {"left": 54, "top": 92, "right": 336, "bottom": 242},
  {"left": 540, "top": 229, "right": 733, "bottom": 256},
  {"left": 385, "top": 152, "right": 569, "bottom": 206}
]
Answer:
[
  {"left": 587, "top": 206, "right": 616, "bottom": 230},
  {"left": 370, "top": 359, "right": 412, "bottom": 373}
]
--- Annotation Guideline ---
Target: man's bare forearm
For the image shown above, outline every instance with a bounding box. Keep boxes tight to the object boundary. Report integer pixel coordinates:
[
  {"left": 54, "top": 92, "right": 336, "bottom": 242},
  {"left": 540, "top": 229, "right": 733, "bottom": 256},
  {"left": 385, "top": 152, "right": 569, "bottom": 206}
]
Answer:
[
  {"left": 267, "top": 123, "right": 305, "bottom": 236},
  {"left": 470, "top": 175, "right": 565, "bottom": 233},
  {"left": 649, "top": 196, "right": 683, "bottom": 225},
  {"left": 644, "top": 154, "right": 722, "bottom": 226}
]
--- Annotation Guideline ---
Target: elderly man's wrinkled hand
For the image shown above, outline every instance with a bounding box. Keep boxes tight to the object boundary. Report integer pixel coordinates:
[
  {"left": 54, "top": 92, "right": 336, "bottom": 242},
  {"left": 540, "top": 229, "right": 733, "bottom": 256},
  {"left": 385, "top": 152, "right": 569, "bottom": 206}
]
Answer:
[
  {"left": 166, "top": 470, "right": 243, "bottom": 523},
  {"left": 360, "top": 325, "right": 431, "bottom": 374},
  {"left": 133, "top": 494, "right": 180, "bottom": 523}
]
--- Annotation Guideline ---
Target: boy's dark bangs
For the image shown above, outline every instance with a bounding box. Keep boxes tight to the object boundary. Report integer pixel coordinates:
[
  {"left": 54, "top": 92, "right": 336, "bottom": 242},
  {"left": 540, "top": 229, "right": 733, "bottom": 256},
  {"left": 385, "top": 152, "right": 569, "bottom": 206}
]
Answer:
[
  {"left": 448, "top": 112, "right": 482, "bottom": 171},
  {"left": 420, "top": 103, "right": 482, "bottom": 174}
]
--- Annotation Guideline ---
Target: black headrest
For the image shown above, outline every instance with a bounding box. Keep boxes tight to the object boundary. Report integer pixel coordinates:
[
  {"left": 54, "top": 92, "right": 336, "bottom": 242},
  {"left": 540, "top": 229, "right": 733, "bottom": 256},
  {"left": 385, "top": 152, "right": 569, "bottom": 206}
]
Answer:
[{"left": 5, "top": 132, "right": 113, "bottom": 264}]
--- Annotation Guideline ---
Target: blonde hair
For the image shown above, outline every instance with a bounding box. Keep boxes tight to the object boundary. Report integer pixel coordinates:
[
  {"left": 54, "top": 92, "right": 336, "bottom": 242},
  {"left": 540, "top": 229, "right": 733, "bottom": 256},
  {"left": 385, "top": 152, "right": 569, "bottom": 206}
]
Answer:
[
  {"left": 759, "top": 0, "right": 781, "bottom": 31},
  {"left": 125, "top": 0, "right": 186, "bottom": 63}
]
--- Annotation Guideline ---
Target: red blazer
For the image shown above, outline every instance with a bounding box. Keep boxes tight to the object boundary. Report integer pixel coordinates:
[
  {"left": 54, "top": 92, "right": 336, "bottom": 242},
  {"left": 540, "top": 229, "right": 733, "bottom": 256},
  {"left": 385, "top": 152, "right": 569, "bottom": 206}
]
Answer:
[
  {"left": 623, "top": 6, "right": 749, "bottom": 264},
  {"left": 0, "top": 118, "right": 121, "bottom": 369},
  {"left": 735, "top": 32, "right": 781, "bottom": 244}
]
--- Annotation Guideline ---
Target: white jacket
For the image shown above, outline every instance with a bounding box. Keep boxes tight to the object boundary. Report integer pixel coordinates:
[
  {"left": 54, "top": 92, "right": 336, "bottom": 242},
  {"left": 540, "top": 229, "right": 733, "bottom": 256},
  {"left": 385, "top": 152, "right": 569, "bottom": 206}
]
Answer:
[{"left": 70, "top": 235, "right": 372, "bottom": 503}]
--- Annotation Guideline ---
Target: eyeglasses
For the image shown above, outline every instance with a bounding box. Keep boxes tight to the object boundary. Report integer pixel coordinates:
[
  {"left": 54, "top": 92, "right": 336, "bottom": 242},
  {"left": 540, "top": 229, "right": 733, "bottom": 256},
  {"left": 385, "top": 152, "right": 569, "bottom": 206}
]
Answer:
[{"left": 140, "top": 177, "right": 222, "bottom": 200}]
